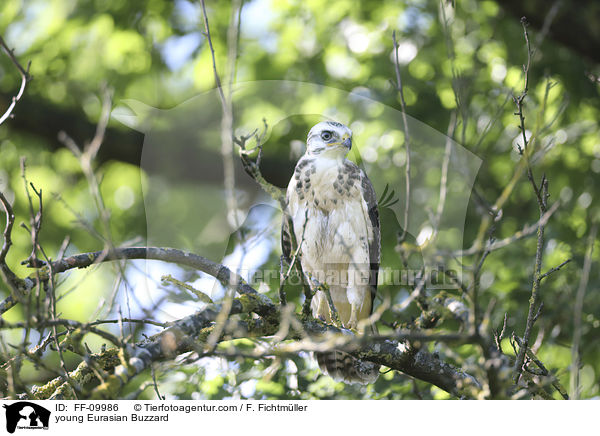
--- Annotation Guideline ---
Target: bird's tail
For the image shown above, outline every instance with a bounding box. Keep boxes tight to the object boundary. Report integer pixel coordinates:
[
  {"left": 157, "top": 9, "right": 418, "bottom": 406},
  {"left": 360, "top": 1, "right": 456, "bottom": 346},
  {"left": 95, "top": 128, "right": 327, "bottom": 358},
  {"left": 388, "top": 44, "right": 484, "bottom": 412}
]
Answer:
[{"left": 315, "top": 351, "right": 380, "bottom": 384}]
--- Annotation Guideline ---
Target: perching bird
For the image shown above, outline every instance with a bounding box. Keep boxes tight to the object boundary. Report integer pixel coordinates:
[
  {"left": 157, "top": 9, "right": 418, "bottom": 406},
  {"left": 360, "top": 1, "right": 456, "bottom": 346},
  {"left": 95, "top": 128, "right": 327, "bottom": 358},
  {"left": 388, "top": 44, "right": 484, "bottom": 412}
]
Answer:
[{"left": 282, "top": 121, "right": 380, "bottom": 384}]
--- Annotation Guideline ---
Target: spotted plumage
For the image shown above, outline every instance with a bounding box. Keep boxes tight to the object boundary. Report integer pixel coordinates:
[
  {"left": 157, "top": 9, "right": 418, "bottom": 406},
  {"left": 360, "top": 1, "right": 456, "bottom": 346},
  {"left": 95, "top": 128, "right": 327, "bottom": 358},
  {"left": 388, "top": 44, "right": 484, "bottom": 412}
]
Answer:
[{"left": 281, "top": 121, "right": 380, "bottom": 384}]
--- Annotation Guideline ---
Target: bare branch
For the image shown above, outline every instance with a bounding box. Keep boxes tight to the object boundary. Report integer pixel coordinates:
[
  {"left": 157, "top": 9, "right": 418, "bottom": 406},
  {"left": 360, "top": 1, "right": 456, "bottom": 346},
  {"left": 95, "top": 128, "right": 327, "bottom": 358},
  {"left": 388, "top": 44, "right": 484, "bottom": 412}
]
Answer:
[
  {"left": 513, "top": 170, "right": 550, "bottom": 382},
  {"left": 20, "top": 160, "right": 46, "bottom": 268},
  {"left": 50, "top": 246, "right": 276, "bottom": 315},
  {"left": 25, "top": 292, "right": 480, "bottom": 399},
  {"left": 512, "top": 335, "right": 569, "bottom": 399},
  {"left": 495, "top": 313, "right": 508, "bottom": 353},
  {"left": 199, "top": 0, "right": 226, "bottom": 104},
  {"left": 0, "top": 236, "right": 481, "bottom": 399},
  {"left": 85, "top": 85, "right": 113, "bottom": 163},
  {"left": 570, "top": 223, "right": 597, "bottom": 399},
  {"left": 0, "top": 191, "right": 25, "bottom": 295},
  {"left": 278, "top": 210, "right": 308, "bottom": 306},
  {"left": 0, "top": 318, "right": 122, "bottom": 347},
  {"left": 434, "top": 112, "right": 456, "bottom": 233},
  {"left": 513, "top": 18, "right": 544, "bottom": 208},
  {"left": 161, "top": 274, "right": 214, "bottom": 304},
  {"left": 456, "top": 200, "right": 560, "bottom": 256},
  {"left": 0, "top": 192, "right": 15, "bottom": 264},
  {"left": 392, "top": 30, "right": 412, "bottom": 243},
  {"left": 510, "top": 18, "right": 563, "bottom": 385},
  {"left": 539, "top": 258, "right": 571, "bottom": 281},
  {"left": 0, "top": 35, "right": 32, "bottom": 125}
]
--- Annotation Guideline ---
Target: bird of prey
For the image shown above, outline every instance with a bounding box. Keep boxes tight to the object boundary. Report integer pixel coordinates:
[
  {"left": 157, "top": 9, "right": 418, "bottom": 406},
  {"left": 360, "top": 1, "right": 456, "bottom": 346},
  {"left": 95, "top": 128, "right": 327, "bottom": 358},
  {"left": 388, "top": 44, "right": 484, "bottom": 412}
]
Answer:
[{"left": 281, "top": 121, "right": 380, "bottom": 384}]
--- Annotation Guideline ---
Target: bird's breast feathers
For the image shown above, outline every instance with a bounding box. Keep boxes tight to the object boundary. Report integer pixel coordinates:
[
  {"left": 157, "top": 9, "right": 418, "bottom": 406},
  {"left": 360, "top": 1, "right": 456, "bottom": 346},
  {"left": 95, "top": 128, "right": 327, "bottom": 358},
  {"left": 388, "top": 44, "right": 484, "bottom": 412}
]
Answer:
[{"left": 287, "top": 157, "right": 373, "bottom": 265}]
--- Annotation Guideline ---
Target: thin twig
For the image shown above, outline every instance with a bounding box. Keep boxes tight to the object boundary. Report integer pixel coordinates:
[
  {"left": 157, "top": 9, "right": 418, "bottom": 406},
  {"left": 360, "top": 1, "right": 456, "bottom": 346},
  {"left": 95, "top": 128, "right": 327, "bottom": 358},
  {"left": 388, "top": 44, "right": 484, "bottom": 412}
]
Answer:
[
  {"left": 392, "top": 30, "right": 411, "bottom": 243},
  {"left": 570, "top": 223, "right": 597, "bottom": 399},
  {"left": 513, "top": 18, "right": 544, "bottom": 207},
  {"left": 198, "top": 1, "right": 248, "bottom": 354},
  {"left": 0, "top": 191, "right": 15, "bottom": 264},
  {"left": 86, "top": 85, "right": 113, "bottom": 163},
  {"left": 0, "top": 35, "right": 32, "bottom": 125},
  {"left": 514, "top": 179, "right": 549, "bottom": 383},
  {"left": 278, "top": 212, "right": 308, "bottom": 306},
  {"left": 0, "top": 318, "right": 122, "bottom": 347},
  {"left": 200, "top": 0, "right": 225, "bottom": 104},
  {"left": 0, "top": 190, "right": 25, "bottom": 312},
  {"left": 494, "top": 313, "right": 508, "bottom": 353},
  {"left": 513, "top": 335, "right": 569, "bottom": 399},
  {"left": 535, "top": 1, "right": 562, "bottom": 47},
  {"left": 161, "top": 274, "right": 213, "bottom": 304},
  {"left": 539, "top": 258, "right": 571, "bottom": 281},
  {"left": 513, "top": 19, "right": 556, "bottom": 384},
  {"left": 237, "top": 120, "right": 285, "bottom": 207},
  {"left": 150, "top": 365, "right": 164, "bottom": 400},
  {"left": 455, "top": 200, "right": 560, "bottom": 256},
  {"left": 434, "top": 112, "right": 456, "bottom": 234},
  {"left": 90, "top": 318, "right": 170, "bottom": 328},
  {"left": 20, "top": 161, "right": 46, "bottom": 268}
]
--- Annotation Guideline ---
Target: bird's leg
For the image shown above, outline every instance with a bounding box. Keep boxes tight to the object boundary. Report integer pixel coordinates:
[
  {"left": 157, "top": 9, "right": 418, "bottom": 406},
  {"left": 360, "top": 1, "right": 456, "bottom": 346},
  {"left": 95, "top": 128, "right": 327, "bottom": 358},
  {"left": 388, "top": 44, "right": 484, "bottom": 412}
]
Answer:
[
  {"left": 347, "top": 303, "right": 359, "bottom": 330},
  {"left": 346, "top": 283, "right": 365, "bottom": 331},
  {"left": 318, "top": 282, "right": 342, "bottom": 328},
  {"left": 316, "top": 293, "right": 329, "bottom": 323},
  {"left": 344, "top": 259, "right": 365, "bottom": 331},
  {"left": 308, "top": 275, "right": 336, "bottom": 325},
  {"left": 326, "top": 292, "right": 342, "bottom": 327}
]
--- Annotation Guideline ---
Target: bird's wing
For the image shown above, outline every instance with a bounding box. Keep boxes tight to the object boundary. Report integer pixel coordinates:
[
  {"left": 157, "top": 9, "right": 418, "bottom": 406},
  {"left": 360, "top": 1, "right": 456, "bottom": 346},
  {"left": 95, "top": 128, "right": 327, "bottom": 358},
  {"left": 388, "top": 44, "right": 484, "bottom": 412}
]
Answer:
[
  {"left": 359, "top": 169, "right": 380, "bottom": 310},
  {"left": 281, "top": 175, "right": 298, "bottom": 264},
  {"left": 281, "top": 211, "right": 292, "bottom": 264}
]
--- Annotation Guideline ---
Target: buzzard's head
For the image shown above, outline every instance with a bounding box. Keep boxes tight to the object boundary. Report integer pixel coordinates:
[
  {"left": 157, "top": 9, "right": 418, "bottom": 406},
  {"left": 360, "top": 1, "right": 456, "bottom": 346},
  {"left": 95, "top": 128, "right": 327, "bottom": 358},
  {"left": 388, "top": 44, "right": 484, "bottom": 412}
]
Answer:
[{"left": 306, "top": 121, "right": 352, "bottom": 157}]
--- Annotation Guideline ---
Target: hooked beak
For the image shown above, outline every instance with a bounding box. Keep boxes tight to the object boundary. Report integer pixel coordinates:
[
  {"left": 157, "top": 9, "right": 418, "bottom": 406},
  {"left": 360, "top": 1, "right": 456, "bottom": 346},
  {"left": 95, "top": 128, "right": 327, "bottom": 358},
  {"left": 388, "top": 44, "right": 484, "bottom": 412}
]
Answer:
[{"left": 342, "top": 135, "right": 352, "bottom": 150}]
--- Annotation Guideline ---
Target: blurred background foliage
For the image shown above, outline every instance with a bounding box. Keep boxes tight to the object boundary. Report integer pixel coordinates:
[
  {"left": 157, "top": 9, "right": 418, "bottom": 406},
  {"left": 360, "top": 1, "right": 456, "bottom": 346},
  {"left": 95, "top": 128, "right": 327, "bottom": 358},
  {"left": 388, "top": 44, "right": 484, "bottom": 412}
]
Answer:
[{"left": 0, "top": 0, "right": 599, "bottom": 399}]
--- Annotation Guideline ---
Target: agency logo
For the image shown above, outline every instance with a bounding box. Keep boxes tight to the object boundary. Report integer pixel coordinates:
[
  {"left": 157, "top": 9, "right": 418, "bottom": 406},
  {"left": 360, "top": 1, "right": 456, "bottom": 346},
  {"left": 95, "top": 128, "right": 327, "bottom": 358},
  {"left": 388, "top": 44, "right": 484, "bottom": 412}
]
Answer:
[{"left": 2, "top": 402, "right": 50, "bottom": 433}]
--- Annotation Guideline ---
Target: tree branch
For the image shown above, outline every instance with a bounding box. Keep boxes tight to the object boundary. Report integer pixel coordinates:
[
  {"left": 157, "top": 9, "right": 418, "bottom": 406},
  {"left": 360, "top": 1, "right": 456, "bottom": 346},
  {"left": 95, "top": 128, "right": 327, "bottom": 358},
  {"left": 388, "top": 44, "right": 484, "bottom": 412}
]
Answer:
[
  {"left": 570, "top": 223, "right": 597, "bottom": 399},
  {"left": 0, "top": 191, "right": 29, "bottom": 297},
  {"left": 49, "top": 246, "right": 277, "bottom": 318},
  {"left": 0, "top": 35, "right": 32, "bottom": 126},
  {"left": 512, "top": 18, "right": 554, "bottom": 383},
  {"left": 1, "top": 244, "right": 480, "bottom": 399},
  {"left": 25, "top": 290, "right": 480, "bottom": 399},
  {"left": 392, "top": 30, "right": 412, "bottom": 243}
]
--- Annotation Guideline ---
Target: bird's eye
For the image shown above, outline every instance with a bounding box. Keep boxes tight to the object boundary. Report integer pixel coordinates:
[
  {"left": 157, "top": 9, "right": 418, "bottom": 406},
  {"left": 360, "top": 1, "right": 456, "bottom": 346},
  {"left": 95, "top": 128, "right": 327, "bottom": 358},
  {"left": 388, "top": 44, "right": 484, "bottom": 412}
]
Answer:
[{"left": 321, "top": 131, "right": 332, "bottom": 141}]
